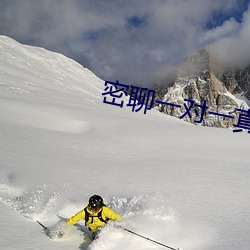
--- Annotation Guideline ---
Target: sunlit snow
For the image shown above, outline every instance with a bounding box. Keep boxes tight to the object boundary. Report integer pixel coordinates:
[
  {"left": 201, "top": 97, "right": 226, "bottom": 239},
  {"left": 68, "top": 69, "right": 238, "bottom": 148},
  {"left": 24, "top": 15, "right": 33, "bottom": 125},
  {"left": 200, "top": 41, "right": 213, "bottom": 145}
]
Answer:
[{"left": 0, "top": 36, "right": 249, "bottom": 250}]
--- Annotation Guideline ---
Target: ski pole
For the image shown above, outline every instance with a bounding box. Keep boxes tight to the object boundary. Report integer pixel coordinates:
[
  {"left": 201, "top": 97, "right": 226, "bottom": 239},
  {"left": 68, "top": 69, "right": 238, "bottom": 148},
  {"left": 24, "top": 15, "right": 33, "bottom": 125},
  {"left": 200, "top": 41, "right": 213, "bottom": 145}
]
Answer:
[
  {"left": 37, "top": 220, "right": 48, "bottom": 231},
  {"left": 122, "top": 227, "right": 180, "bottom": 250}
]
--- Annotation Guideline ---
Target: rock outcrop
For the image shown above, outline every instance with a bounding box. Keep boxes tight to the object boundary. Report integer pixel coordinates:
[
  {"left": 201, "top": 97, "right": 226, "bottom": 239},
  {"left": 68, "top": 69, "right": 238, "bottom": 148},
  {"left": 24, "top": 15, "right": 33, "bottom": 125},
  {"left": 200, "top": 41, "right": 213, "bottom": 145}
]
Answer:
[
  {"left": 155, "top": 49, "right": 249, "bottom": 128},
  {"left": 217, "top": 66, "right": 250, "bottom": 100}
]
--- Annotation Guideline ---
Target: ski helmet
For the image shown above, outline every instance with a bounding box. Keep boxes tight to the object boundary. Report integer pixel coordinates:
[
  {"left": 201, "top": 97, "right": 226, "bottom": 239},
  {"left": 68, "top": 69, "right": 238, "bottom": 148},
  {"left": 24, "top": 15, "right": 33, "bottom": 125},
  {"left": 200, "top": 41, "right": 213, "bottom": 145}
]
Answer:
[{"left": 89, "top": 195, "right": 104, "bottom": 210}]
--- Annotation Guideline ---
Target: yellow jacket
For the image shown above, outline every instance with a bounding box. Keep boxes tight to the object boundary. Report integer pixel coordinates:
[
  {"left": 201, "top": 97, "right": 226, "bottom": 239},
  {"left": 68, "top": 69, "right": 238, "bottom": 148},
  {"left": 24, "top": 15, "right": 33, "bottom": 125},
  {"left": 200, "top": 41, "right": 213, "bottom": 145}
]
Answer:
[{"left": 67, "top": 206, "right": 121, "bottom": 233}]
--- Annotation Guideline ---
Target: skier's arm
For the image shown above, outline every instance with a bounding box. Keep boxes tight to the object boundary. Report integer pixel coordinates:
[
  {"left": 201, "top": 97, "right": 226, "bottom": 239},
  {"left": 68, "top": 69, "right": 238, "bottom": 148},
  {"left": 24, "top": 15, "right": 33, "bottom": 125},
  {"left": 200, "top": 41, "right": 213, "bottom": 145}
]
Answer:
[
  {"left": 67, "top": 209, "right": 85, "bottom": 225},
  {"left": 104, "top": 207, "right": 122, "bottom": 222}
]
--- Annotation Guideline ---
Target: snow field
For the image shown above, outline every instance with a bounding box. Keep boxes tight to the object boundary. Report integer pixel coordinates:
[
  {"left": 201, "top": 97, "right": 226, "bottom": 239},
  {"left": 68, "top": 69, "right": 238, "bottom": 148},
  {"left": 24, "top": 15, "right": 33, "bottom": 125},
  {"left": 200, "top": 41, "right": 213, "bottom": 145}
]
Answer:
[{"left": 0, "top": 36, "right": 250, "bottom": 250}]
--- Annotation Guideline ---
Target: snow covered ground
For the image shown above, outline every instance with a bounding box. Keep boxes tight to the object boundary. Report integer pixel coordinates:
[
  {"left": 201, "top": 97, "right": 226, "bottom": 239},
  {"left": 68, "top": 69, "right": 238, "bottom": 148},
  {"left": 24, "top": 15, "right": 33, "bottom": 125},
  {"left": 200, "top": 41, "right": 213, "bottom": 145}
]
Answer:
[{"left": 0, "top": 36, "right": 249, "bottom": 250}]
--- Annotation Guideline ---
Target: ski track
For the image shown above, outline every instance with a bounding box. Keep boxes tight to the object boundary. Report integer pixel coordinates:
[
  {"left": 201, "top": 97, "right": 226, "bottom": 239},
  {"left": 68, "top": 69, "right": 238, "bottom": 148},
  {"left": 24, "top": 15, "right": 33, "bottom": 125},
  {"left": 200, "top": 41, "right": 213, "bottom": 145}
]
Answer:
[{"left": 0, "top": 180, "right": 211, "bottom": 250}]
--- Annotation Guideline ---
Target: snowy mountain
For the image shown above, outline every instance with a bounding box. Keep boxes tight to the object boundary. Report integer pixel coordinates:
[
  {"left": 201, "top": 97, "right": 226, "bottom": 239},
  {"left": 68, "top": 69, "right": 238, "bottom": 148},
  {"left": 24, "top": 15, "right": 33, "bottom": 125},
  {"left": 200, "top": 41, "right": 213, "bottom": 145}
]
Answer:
[
  {"left": 217, "top": 65, "right": 250, "bottom": 100},
  {"left": 155, "top": 49, "right": 249, "bottom": 128},
  {"left": 0, "top": 36, "right": 250, "bottom": 250}
]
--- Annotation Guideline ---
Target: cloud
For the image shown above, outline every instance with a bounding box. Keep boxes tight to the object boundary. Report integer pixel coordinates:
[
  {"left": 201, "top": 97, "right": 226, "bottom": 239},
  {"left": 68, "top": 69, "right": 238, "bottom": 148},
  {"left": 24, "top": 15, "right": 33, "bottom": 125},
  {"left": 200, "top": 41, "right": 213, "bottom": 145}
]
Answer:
[
  {"left": 200, "top": 18, "right": 240, "bottom": 45},
  {"left": 0, "top": 0, "right": 249, "bottom": 86},
  {"left": 209, "top": 3, "right": 250, "bottom": 69}
]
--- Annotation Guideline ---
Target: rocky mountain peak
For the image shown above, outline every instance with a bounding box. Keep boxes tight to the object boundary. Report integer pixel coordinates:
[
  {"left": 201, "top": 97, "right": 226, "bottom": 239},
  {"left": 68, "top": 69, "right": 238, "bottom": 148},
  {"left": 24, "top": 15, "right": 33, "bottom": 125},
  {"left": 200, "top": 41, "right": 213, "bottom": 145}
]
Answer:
[
  {"left": 217, "top": 66, "right": 250, "bottom": 100},
  {"left": 155, "top": 49, "right": 249, "bottom": 128},
  {"left": 177, "top": 48, "right": 210, "bottom": 78}
]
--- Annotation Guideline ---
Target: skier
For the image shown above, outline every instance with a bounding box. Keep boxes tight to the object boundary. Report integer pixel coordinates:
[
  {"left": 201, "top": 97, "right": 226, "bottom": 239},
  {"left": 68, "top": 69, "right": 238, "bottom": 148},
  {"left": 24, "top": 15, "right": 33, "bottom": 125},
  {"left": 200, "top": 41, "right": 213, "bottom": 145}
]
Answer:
[{"left": 66, "top": 194, "right": 121, "bottom": 239}]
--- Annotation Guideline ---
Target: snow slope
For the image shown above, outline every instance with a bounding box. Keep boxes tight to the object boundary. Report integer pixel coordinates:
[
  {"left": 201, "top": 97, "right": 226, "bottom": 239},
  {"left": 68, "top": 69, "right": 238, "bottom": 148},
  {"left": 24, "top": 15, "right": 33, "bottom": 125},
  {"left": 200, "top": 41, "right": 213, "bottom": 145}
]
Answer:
[{"left": 0, "top": 36, "right": 249, "bottom": 250}]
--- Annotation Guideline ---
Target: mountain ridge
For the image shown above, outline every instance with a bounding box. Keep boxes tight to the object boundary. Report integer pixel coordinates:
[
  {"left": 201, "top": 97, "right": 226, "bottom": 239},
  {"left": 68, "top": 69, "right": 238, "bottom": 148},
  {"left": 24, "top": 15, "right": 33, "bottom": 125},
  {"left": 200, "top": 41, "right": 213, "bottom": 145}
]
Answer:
[{"left": 154, "top": 48, "right": 250, "bottom": 128}]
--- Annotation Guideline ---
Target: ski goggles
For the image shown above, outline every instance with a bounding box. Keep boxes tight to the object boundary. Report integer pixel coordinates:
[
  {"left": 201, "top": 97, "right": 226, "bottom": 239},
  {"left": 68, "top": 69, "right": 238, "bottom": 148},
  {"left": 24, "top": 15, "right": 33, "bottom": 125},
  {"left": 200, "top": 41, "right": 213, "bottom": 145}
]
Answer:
[{"left": 89, "top": 205, "right": 101, "bottom": 212}]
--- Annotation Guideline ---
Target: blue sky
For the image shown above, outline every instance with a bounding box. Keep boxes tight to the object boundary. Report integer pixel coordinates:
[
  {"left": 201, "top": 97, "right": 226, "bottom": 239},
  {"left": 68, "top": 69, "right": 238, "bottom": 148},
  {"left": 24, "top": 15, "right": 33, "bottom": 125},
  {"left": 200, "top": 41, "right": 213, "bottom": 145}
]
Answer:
[
  {"left": 206, "top": 0, "right": 249, "bottom": 28},
  {"left": 0, "top": 0, "right": 249, "bottom": 86}
]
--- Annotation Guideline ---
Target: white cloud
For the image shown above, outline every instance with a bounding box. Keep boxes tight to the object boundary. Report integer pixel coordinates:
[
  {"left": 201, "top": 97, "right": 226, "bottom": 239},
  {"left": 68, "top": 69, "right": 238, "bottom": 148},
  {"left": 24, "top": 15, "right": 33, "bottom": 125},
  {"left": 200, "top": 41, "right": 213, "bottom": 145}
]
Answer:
[
  {"left": 0, "top": 0, "right": 249, "bottom": 85},
  {"left": 209, "top": 5, "right": 250, "bottom": 69},
  {"left": 200, "top": 18, "right": 240, "bottom": 45}
]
